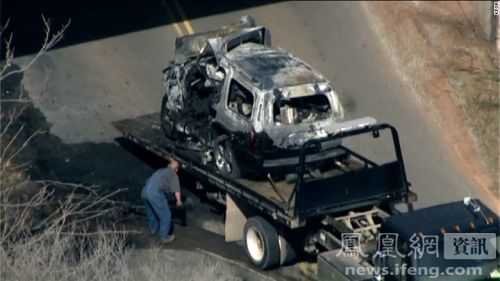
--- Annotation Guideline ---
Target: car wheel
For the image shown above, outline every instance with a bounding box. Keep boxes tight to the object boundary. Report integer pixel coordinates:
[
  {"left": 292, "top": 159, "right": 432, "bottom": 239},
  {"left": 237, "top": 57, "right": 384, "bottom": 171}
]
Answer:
[
  {"left": 243, "top": 216, "right": 280, "bottom": 269},
  {"left": 214, "top": 136, "right": 241, "bottom": 179},
  {"left": 160, "top": 94, "right": 177, "bottom": 140}
]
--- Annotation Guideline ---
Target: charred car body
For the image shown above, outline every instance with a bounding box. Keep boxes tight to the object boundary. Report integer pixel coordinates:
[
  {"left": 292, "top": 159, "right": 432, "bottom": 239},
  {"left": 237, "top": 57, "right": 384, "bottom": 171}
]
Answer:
[{"left": 161, "top": 16, "right": 345, "bottom": 178}]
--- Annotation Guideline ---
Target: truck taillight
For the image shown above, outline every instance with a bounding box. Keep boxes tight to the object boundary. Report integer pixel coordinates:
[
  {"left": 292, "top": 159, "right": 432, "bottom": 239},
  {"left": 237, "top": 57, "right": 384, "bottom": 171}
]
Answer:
[{"left": 249, "top": 131, "right": 261, "bottom": 155}]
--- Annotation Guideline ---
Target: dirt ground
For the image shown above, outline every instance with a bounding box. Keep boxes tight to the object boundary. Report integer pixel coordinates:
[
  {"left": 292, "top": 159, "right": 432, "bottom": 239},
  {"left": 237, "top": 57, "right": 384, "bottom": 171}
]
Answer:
[{"left": 363, "top": 1, "right": 499, "bottom": 198}]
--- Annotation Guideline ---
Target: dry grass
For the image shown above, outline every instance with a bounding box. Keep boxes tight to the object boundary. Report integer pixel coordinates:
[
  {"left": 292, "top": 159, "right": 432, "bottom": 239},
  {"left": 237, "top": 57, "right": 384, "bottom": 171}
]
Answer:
[
  {"left": 0, "top": 16, "right": 133, "bottom": 281},
  {"left": 1, "top": 230, "right": 131, "bottom": 281},
  {"left": 363, "top": 1, "right": 499, "bottom": 196},
  {"left": 1, "top": 16, "right": 246, "bottom": 281},
  {"left": 133, "top": 248, "right": 243, "bottom": 281}
]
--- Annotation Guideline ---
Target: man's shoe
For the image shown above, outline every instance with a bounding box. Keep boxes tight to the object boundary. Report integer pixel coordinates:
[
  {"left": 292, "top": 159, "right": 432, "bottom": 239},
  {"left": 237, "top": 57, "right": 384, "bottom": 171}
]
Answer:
[
  {"left": 161, "top": 235, "right": 175, "bottom": 244},
  {"left": 149, "top": 229, "right": 158, "bottom": 235}
]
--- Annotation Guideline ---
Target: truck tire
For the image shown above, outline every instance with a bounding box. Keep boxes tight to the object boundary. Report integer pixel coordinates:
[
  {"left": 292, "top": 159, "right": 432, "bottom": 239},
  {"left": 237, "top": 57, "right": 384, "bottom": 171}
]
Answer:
[
  {"left": 243, "top": 216, "right": 280, "bottom": 269},
  {"left": 214, "top": 136, "right": 241, "bottom": 179},
  {"left": 160, "top": 94, "right": 177, "bottom": 140},
  {"left": 278, "top": 234, "right": 297, "bottom": 266}
]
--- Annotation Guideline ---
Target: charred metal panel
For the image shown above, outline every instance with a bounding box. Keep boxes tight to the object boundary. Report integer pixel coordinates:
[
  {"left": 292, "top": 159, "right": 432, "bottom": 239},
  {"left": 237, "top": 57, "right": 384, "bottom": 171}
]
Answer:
[
  {"left": 160, "top": 16, "right": 351, "bottom": 175},
  {"left": 295, "top": 161, "right": 406, "bottom": 218}
]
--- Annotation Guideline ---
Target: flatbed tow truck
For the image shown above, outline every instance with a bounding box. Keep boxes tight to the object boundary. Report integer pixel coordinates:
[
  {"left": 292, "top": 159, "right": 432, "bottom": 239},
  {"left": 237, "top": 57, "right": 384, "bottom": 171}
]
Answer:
[{"left": 114, "top": 113, "right": 499, "bottom": 281}]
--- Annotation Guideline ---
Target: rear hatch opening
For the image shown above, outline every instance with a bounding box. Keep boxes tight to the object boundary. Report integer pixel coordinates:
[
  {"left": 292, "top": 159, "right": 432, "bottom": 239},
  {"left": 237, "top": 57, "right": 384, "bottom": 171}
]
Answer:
[{"left": 273, "top": 94, "right": 332, "bottom": 125}]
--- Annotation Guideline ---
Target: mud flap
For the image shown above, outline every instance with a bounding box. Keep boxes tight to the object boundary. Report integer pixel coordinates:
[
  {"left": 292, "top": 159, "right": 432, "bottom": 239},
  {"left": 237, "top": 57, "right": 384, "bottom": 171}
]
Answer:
[{"left": 225, "top": 194, "right": 248, "bottom": 242}]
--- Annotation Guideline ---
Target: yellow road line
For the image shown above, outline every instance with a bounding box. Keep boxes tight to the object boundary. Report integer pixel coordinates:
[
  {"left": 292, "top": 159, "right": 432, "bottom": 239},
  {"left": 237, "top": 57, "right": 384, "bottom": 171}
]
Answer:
[
  {"left": 161, "top": 0, "right": 183, "bottom": 36},
  {"left": 173, "top": 0, "right": 194, "bottom": 34},
  {"left": 172, "top": 22, "right": 184, "bottom": 36}
]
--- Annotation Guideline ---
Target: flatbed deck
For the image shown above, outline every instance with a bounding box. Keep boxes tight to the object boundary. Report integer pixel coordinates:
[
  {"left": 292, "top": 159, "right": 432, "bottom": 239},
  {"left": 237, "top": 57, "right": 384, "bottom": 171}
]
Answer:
[
  {"left": 114, "top": 113, "right": 409, "bottom": 228},
  {"left": 113, "top": 113, "right": 369, "bottom": 225},
  {"left": 114, "top": 113, "right": 298, "bottom": 222}
]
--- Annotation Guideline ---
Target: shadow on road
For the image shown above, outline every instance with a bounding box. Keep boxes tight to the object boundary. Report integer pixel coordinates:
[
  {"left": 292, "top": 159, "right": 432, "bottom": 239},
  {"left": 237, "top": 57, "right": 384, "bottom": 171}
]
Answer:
[{"left": 2, "top": 0, "right": 280, "bottom": 56}]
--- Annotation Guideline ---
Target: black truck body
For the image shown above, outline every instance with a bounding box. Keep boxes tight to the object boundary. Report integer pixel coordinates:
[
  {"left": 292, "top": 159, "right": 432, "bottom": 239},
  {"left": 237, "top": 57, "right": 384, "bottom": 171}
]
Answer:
[
  {"left": 113, "top": 113, "right": 499, "bottom": 280},
  {"left": 114, "top": 113, "right": 412, "bottom": 226}
]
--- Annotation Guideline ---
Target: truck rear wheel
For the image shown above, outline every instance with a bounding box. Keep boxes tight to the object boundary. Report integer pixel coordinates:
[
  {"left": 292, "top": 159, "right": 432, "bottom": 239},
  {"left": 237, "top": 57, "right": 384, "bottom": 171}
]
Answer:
[{"left": 243, "top": 216, "right": 280, "bottom": 269}]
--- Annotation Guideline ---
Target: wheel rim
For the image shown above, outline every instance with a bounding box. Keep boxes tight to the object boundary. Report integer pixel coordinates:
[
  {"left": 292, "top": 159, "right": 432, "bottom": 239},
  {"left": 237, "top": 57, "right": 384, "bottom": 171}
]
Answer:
[
  {"left": 215, "top": 144, "right": 232, "bottom": 174},
  {"left": 215, "top": 145, "right": 225, "bottom": 170},
  {"left": 246, "top": 226, "right": 265, "bottom": 262},
  {"left": 224, "top": 150, "right": 233, "bottom": 173}
]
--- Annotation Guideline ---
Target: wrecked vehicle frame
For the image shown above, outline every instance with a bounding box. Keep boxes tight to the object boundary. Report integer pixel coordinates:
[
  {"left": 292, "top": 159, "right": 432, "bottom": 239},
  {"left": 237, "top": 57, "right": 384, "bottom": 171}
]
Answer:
[{"left": 160, "top": 16, "right": 344, "bottom": 178}]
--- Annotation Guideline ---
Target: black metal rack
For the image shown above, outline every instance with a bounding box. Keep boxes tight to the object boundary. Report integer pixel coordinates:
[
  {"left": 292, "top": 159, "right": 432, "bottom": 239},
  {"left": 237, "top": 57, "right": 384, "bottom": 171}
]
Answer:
[{"left": 113, "top": 113, "right": 412, "bottom": 229}]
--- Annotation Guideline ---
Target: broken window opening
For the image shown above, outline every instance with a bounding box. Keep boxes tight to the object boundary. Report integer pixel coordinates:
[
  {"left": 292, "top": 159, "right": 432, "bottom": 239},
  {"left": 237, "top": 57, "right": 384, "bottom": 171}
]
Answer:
[
  {"left": 228, "top": 80, "right": 254, "bottom": 119},
  {"left": 179, "top": 62, "right": 223, "bottom": 132},
  {"left": 226, "top": 28, "right": 266, "bottom": 53},
  {"left": 273, "top": 94, "right": 332, "bottom": 125}
]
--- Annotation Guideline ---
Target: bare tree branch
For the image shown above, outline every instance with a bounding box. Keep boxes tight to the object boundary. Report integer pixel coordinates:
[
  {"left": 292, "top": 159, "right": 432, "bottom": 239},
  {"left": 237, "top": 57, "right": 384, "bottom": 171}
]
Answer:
[
  {"left": 0, "top": 16, "right": 71, "bottom": 80},
  {"left": 0, "top": 99, "right": 32, "bottom": 103},
  {"left": 0, "top": 19, "right": 11, "bottom": 34},
  {"left": 0, "top": 16, "right": 141, "bottom": 281},
  {"left": 3, "top": 129, "right": 42, "bottom": 167}
]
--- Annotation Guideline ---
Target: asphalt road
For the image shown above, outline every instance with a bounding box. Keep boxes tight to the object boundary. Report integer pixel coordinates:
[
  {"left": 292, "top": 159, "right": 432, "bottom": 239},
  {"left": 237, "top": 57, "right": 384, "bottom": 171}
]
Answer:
[
  {"left": 17, "top": 1, "right": 492, "bottom": 206},
  {"left": 10, "top": 0, "right": 495, "bottom": 278}
]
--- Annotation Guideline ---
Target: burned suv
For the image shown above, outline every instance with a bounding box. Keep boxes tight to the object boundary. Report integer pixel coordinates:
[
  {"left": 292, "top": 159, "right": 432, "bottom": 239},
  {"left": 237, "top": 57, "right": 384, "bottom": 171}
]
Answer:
[{"left": 161, "top": 16, "right": 345, "bottom": 178}]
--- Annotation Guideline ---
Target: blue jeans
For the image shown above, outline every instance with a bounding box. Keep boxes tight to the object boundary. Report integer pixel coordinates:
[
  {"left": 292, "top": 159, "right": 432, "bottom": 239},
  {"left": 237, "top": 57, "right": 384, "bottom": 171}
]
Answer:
[{"left": 142, "top": 189, "right": 172, "bottom": 240}]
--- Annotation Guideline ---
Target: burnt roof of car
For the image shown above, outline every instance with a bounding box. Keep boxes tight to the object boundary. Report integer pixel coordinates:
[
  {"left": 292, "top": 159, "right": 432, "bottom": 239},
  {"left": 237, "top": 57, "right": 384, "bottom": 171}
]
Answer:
[{"left": 226, "top": 44, "right": 326, "bottom": 89}]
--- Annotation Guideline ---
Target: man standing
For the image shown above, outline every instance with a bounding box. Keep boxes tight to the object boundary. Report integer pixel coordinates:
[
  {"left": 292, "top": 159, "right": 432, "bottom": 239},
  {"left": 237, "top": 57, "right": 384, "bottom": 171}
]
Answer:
[{"left": 141, "top": 159, "right": 183, "bottom": 243}]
